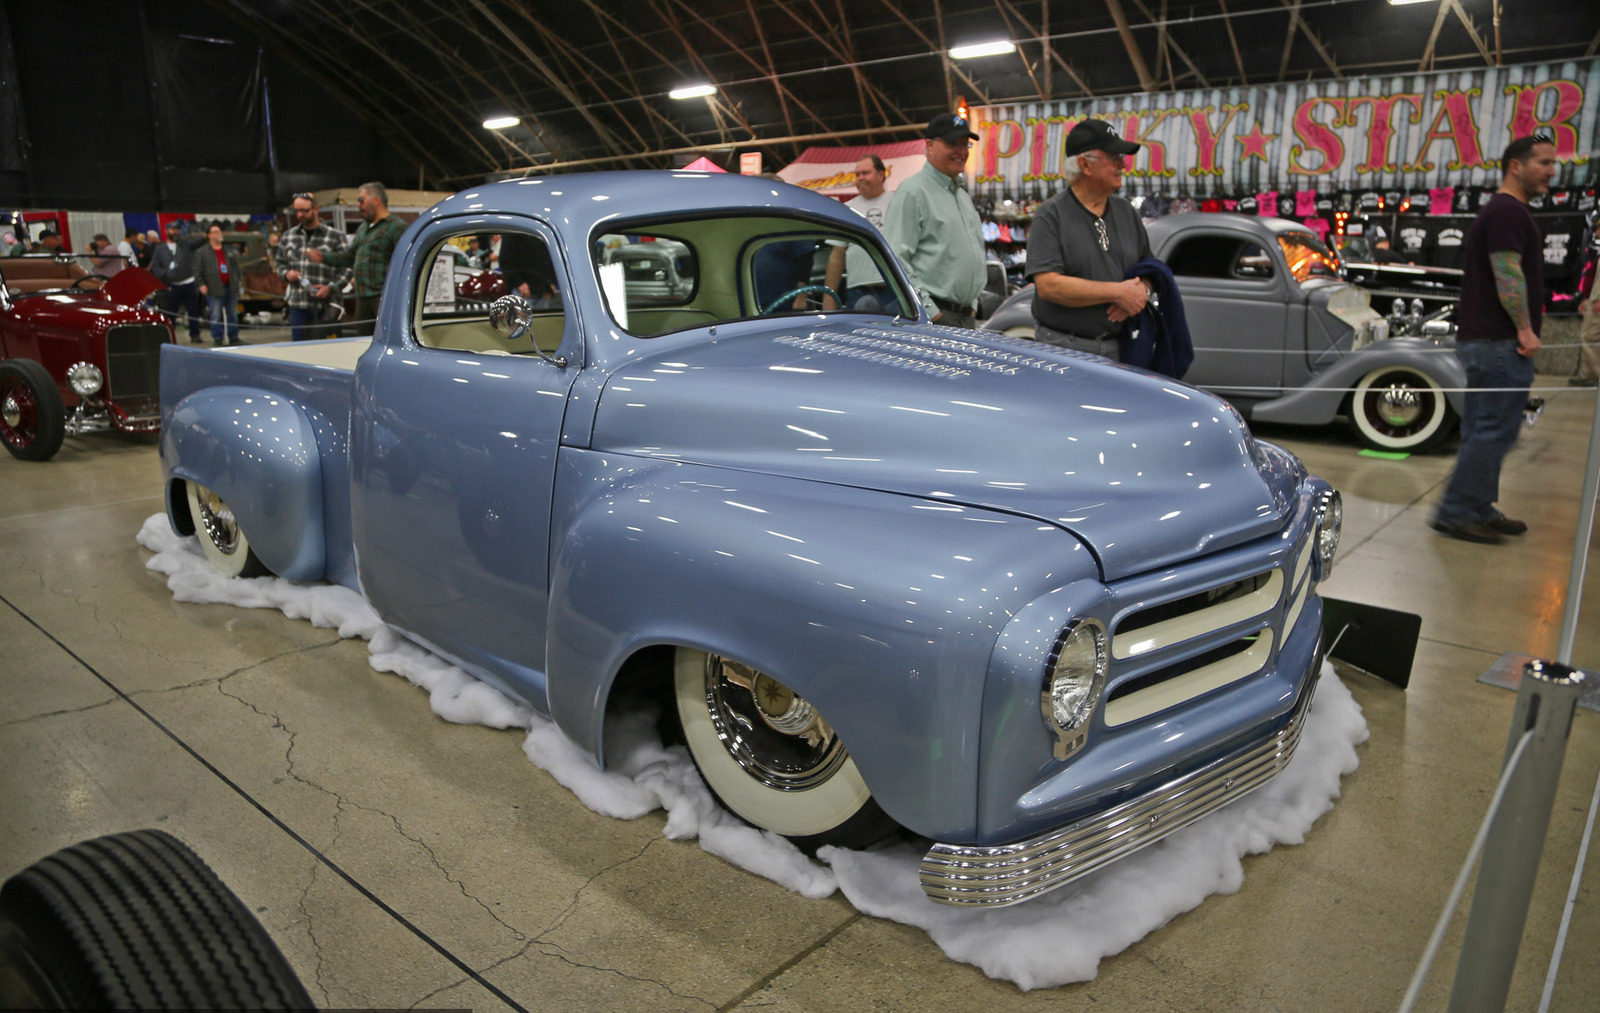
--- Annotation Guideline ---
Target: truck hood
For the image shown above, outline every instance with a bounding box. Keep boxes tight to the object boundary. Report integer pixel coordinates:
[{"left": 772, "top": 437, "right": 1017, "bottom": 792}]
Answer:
[{"left": 590, "top": 322, "right": 1295, "bottom": 580}]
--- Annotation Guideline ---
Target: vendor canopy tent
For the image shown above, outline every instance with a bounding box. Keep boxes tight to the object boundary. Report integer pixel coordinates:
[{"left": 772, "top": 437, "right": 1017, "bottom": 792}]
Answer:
[
  {"left": 776, "top": 140, "right": 927, "bottom": 197},
  {"left": 680, "top": 157, "right": 727, "bottom": 172}
]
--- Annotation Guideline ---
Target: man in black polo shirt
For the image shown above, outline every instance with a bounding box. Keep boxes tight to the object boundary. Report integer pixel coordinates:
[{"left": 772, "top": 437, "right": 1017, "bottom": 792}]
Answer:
[
  {"left": 1025, "top": 120, "right": 1152, "bottom": 357},
  {"left": 1432, "top": 135, "right": 1557, "bottom": 544}
]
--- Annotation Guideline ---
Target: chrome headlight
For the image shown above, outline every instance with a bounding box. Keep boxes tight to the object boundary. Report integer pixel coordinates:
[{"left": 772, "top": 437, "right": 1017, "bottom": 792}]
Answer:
[
  {"left": 1315, "top": 489, "right": 1342, "bottom": 580},
  {"left": 1041, "top": 619, "right": 1107, "bottom": 760},
  {"left": 66, "top": 362, "right": 103, "bottom": 397}
]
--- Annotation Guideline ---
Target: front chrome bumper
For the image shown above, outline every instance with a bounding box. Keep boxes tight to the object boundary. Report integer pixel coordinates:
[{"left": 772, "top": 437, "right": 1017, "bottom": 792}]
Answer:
[{"left": 920, "top": 634, "right": 1324, "bottom": 907}]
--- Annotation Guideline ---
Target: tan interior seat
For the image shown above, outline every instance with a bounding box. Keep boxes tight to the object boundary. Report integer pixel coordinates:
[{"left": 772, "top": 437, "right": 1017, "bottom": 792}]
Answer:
[{"left": 3, "top": 258, "right": 90, "bottom": 296}]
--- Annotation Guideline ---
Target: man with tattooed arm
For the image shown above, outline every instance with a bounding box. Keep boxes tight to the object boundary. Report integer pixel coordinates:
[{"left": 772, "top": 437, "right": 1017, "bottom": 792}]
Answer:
[{"left": 1432, "top": 135, "right": 1558, "bottom": 545}]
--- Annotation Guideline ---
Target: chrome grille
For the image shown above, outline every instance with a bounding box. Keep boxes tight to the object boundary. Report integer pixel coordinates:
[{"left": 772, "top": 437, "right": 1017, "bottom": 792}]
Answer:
[
  {"left": 105, "top": 324, "right": 170, "bottom": 402},
  {"left": 921, "top": 664, "right": 1320, "bottom": 907}
]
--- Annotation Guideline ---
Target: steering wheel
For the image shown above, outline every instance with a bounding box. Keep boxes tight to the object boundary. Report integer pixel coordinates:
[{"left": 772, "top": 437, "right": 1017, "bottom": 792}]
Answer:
[
  {"left": 760, "top": 284, "right": 842, "bottom": 316},
  {"left": 68, "top": 275, "right": 105, "bottom": 291}
]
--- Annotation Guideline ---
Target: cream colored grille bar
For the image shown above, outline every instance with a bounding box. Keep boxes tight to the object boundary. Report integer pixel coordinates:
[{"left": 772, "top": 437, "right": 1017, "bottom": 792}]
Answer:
[{"left": 1112, "top": 568, "right": 1283, "bottom": 660}]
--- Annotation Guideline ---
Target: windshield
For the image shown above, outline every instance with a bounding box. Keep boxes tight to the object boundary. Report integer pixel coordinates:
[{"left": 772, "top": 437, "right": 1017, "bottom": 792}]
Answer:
[
  {"left": 1277, "top": 232, "right": 1341, "bottom": 284},
  {"left": 593, "top": 214, "right": 908, "bottom": 336}
]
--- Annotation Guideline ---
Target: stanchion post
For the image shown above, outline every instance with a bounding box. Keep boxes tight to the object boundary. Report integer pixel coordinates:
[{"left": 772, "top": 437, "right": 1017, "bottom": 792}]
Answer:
[{"left": 1447, "top": 661, "right": 1586, "bottom": 1013}]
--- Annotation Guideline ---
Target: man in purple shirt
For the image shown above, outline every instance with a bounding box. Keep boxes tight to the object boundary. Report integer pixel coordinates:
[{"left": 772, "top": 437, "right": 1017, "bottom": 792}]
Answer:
[{"left": 1431, "top": 135, "right": 1558, "bottom": 544}]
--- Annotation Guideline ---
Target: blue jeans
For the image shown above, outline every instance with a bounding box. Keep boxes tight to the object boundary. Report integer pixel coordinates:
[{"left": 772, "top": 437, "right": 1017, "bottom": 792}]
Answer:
[
  {"left": 1435, "top": 339, "right": 1534, "bottom": 525},
  {"left": 206, "top": 291, "right": 239, "bottom": 344},
  {"left": 166, "top": 281, "right": 201, "bottom": 339},
  {"left": 289, "top": 305, "right": 331, "bottom": 341}
]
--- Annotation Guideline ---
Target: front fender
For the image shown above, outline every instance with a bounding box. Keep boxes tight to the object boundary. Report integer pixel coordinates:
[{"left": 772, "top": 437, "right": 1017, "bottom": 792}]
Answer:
[
  {"left": 1249, "top": 338, "right": 1465, "bottom": 426},
  {"left": 161, "top": 385, "right": 326, "bottom": 580},
  {"left": 544, "top": 449, "right": 1096, "bottom": 841}
]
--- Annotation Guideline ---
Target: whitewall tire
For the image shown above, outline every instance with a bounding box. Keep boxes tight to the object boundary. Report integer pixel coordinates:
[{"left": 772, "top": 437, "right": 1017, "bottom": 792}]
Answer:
[
  {"left": 673, "top": 647, "right": 896, "bottom": 848},
  {"left": 1350, "top": 366, "right": 1454, "bottom": 452},
  {"left": 185, "top": 481, "right": 270, "bottom": 578}
]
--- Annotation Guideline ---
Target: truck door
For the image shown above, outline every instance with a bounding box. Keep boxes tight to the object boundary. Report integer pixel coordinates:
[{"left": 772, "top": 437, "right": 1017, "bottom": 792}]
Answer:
[
  {"left": 351, "top": 217, "right": 579, "bottom": 706},
  {"left": 1160, "top": 231, "right": 1288, "bottom": 398}
]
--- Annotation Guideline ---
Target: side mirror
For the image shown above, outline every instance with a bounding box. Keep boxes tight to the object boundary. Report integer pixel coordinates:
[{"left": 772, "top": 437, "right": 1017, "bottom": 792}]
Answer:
[{"left": 489, "top": 293, "right": 566, "bottom": 367}]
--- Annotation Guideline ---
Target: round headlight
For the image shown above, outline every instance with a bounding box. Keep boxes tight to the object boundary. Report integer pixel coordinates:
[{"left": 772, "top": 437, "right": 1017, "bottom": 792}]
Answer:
[
  {"left": 1041, "top": 619, "right": 1107, "bottom": 760},
  {"left": 1316, "top": 489, "right": 1342, "bottom": 579},
  {"left": 66, "top": 362, "right": 103, "bottom": 397}
]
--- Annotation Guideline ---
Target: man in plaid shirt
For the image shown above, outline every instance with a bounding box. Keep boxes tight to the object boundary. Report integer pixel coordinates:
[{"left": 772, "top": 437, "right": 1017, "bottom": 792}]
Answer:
[
  {"left": 280, "top": 192, "right": 352, "bottom": 341},
  {"left": 308, "top": 181, "right": 405, "bottom": 334}
]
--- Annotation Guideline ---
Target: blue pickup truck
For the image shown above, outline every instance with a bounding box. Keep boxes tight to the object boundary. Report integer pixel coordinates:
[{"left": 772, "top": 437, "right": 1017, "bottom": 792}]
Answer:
[{"left": 159, "top": 171, "right": 1340, "bottom": 907}]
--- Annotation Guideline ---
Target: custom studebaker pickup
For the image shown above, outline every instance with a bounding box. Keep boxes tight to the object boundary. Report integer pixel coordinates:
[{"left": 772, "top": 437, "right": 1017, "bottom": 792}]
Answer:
[{"left": 160, "top": 171, "right": 1340, "bottom": 907}]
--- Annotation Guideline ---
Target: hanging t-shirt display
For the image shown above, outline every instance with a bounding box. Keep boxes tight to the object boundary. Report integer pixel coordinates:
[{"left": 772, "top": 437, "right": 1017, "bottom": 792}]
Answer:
[
  {"left": 1236, "top": 195, "right": 1258, "bottom": 215},
  {"left": 1296, "top": 191, "right": 1317, "bottom": 217},
  {"left": 1429, "top": 187, "right": 1455, "bottom": 216},
  {"left": 1358, "top": 191, "right": 1383, "bottom": 212},
  {"left": 1432, "top": 224, "right": 1467, "bottom": 269},
  {"left": 1397, "top": 218, "right": 1430, "bottom": 260},
  {"left": 1277, "top": 195, "right": 1298, "bottom": 218},
  {"left": 1256, "top": 191, "right": 1278, "bottom": 216},
  {"left": 1304, "top": 217, "right": 1331, "bottom": 242},
  {"left": 1454, "top": 189, "right": 1477, "bottom": 213},
  {"left": 1539, "top": 214, "right": 1586, "bottom": 284}
]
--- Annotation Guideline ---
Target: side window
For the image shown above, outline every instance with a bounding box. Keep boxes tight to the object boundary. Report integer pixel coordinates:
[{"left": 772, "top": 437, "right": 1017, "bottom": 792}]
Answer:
[
  {"left": 414, "top": 230, "right": 565, "bottom": 355},
  {"left": 1234, "top": 243, "right": 1275, "bottom": 279},
  {"left": 1165, "top": 235, "right": 1274, "bottom": 280}
]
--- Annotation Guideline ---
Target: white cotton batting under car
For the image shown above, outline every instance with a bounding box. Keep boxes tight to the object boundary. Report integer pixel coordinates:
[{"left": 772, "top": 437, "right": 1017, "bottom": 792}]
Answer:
[{"left": 137, "top": 513, "right": 1368, "bottom": 990}]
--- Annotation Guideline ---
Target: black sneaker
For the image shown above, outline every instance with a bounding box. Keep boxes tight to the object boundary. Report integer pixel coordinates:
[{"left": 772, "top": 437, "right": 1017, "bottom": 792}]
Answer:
[{"left": 1432, "top": 518, "right": 1505, "bottom": 544}]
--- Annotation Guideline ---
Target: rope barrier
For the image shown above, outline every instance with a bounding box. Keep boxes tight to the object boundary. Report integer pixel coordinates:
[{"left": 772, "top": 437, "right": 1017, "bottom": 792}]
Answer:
[{"left": 1398, "top": 729, "right": 1536, "bottom": 1013}]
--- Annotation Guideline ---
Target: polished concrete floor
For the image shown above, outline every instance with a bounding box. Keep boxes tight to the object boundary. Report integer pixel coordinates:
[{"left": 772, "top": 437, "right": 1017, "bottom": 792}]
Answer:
[{"left": 4, "top": 340, "right": 1599, "bottom": 1010}]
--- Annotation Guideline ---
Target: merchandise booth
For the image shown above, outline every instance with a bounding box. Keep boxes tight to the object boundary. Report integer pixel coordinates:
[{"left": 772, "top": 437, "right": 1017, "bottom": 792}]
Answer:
[{"left": 968, "top": 58, "right": 1599, "bottom": 298}]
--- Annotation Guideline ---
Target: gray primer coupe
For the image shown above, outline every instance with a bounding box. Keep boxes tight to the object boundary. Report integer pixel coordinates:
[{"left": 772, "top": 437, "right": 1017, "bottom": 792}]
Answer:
[{"left": 984, "top": 214, "right": 1465, "bottom": 451}]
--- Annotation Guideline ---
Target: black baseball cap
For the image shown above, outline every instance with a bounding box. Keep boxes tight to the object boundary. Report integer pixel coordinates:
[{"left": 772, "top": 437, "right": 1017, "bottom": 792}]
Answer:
[
  {"left": 1065, "top": 119, "right": 1141, "bottom": 157},
  {"left": 924, "top": 113, "right": 979, "bottom": 142}
]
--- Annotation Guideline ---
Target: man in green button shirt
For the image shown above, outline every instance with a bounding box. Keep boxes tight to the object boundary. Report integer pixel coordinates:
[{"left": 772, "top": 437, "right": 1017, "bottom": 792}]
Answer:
[
  {"left": 883, "top": 114, "right": 987, "bottom": 329},
  {"left": 308, "top": 180, "right": 405, "bottom": 334}
]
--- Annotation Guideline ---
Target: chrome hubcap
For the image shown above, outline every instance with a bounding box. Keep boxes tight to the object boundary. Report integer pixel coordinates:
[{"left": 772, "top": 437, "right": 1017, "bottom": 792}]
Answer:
[
  {"left": 703, "top": 654, "right": 846, "bottom": 791},
  {"left": 1377, "top": 385, "right": 1422, "bottom": 425},
  {"left": 1, "top": 393, "right": 20, "bottom": 429},
  {"left": 194, "top": 486, "right": 242, "bottom": 556}
]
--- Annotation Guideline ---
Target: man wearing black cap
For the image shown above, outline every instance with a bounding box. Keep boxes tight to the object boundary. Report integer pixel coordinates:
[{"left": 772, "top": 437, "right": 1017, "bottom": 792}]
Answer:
[
  {"left": 1025, "top": 119, "right": 1153, "bottom": 356},
  {"left": 881, "top": 113, "right": 986, "bottom": 328}
]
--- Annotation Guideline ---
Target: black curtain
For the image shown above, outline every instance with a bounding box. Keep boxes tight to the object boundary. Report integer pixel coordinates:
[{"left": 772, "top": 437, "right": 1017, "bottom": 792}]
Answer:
[{"left": 149, "top": 35, "right": 267, "bottom": 172}]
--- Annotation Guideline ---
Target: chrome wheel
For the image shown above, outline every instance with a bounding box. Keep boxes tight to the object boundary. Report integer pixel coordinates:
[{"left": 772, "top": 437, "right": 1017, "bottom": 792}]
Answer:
[
  {"left": 185, "top": 481, "right": 269, "bottom": 578},
  {"left": 673, "top": 647, "right": 897, "bottom": 847},
  {"left": 703, "top": 655, "right": 849, "bottom": 791},
  {"left": 0, "top": 360, "right": 66, "bottom": 461},
  {"left": 1351, "top": 366, "right": 1453, "bottom": 452}
]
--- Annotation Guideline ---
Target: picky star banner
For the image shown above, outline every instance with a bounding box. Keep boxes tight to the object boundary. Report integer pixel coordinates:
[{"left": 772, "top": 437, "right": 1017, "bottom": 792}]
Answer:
[{"left": 968, "top": 58, "right": 1598, "bottom": 197}]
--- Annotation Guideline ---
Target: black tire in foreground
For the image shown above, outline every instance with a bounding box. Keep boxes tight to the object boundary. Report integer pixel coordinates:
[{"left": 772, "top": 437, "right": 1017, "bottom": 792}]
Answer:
[{"left": 0, "top": 829, "right": 313, "bottom": 1010}]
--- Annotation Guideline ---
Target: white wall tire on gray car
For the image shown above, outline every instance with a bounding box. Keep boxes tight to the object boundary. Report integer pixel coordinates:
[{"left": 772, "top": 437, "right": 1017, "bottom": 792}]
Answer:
[
  {"left": 1350, "top": 365, "right": 1454, "bottom": 452},
  {"left": 185, "top": 481, "right": 270, "bottom": 578},
  {"left": 673, "top": 647, "right": 895, "bottom": 849}
]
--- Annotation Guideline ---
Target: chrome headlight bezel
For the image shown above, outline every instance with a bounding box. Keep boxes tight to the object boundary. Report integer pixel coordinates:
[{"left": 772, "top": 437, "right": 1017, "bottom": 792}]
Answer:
[
  {"left": 66, "top": 361, "right": 103, "bottom": 398},
  {"left": 1315, "top": 488, "right": 1342, "bottom": 581},
  {"left": 1041, "top": 618, "right": 1108, "bottom": 761}
]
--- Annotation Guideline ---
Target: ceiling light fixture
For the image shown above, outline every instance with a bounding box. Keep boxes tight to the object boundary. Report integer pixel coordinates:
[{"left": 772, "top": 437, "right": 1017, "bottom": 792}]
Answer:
[
  {"left": 669, "top": 84, "right": 717, "bottom": 100},
  {"left": 949, "top": 40, "right": 1016, "bottom": 60},
  {"left": 483, "top": 116, "right": 520, "bottom": 130},
  {"left": 1384, "top": 0, "right": 1435, "bottom": 5}
]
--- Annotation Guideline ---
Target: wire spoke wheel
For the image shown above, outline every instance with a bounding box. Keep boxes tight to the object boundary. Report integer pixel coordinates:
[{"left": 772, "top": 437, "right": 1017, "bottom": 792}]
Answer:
[
  {"left": 0, "top": 360, "right": 66, "bottom": 461},
  {"left": 673, "top": 647, "right": 896, "bottom": 849}
]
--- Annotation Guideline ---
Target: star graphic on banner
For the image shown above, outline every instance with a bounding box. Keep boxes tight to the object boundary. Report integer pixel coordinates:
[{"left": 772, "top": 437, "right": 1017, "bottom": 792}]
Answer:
[{"left": 1236, "top": 121, "right": 1278, "bottom": 163}]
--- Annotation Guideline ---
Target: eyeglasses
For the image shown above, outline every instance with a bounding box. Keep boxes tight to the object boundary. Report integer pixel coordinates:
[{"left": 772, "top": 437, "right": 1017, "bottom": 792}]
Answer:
[
  {"left": 291, "top": 192, "right": 314, "bottom": 202},
  {"left": 1084, "top": 152, "right": 1127, "bottom": 167}
]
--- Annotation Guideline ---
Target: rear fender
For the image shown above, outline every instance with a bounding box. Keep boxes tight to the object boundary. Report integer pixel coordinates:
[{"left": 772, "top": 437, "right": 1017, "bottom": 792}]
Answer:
[
  {"left": 1249, "top": 338, "right": 1464, "bottom": 425},
  {"left": 161, "top": 385, "right": 326, "bottom": 580}
]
